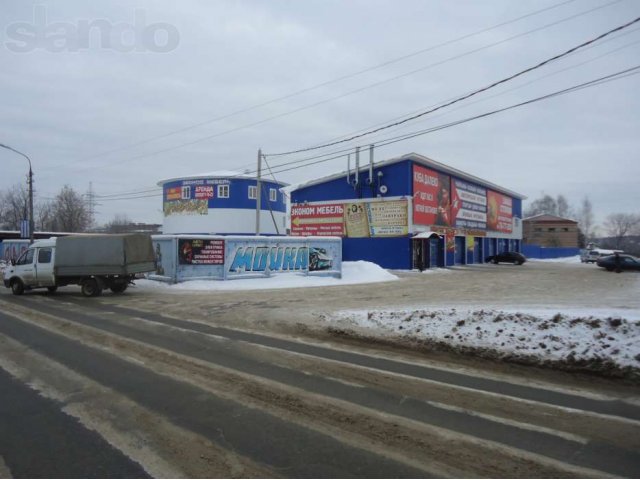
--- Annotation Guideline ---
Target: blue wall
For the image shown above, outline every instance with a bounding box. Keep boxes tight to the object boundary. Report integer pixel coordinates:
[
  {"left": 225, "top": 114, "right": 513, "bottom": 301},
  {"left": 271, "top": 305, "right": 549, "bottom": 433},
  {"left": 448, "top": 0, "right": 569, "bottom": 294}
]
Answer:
[
  {"left": 291, "top": 161, "right": 412, "bottom": 203},
  {"left": 342, "top": 237, "right": 411, "bottom": 269},
  {"left": 522, "top": 244, "right": 580, "bottom": 259},
  {"left": 163, "top": 178, "right": 286, "bottom": 212}
]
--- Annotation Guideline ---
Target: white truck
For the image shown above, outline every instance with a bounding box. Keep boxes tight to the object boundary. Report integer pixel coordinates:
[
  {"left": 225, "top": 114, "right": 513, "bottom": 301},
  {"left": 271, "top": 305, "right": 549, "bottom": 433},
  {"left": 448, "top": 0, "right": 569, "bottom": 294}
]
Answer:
[{"left": 3, "top": 234, "right": 155, "bottom": 297}]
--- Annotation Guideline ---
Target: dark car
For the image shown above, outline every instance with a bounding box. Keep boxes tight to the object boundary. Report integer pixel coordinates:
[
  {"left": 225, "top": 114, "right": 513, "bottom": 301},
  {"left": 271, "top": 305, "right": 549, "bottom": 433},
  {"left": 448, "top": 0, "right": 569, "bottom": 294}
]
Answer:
[
  {"left": 485, "top": 251, "right": 526, "bottom": 265},
  {"left": 596, "top": 254, "right": 640, "bottom": 272}
]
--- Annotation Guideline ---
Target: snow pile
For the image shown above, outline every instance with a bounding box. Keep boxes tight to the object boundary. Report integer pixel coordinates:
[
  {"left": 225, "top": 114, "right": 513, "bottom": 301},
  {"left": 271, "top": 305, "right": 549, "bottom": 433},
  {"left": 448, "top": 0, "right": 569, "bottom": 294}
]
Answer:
[
  {"left": 136, "top": 261, "right": 398, "bottom": 292},
  {"left": 527, "top": 255, "right": 582, "bottom": 263},
  {"left": 326, "top": 307, "right": 640, "bottom": 375}
]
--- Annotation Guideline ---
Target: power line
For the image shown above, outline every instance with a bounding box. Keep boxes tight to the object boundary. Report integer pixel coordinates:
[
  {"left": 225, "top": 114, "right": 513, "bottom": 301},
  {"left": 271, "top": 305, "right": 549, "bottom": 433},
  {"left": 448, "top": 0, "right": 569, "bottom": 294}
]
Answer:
[
  {"left": 265, "top": 14, "right": 640, "bottom": 157},
  {"left": 58, "top": 0, "right": 579, "bottom": 165},
  {"left": 261, "top": 65, "right": 640, "bottom": 176},
  {"left": 38, "top": 0, "right": 621, "bottom": 177}
]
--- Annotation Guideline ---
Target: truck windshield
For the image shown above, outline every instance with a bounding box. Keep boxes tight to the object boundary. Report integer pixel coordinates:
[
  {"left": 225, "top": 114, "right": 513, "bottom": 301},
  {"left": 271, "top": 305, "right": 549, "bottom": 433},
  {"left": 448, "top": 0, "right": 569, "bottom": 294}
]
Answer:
[{"left": 17, "top": 249, "right": 35, "bottom": 265}]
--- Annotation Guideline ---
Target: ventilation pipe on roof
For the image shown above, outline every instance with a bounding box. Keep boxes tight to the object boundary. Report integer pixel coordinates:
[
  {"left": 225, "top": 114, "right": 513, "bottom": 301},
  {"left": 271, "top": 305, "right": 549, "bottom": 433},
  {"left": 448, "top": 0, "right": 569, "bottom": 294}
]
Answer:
[
  {"left": 368, "top": 144, "right": 374, "bottom": 185},
  {"left": 354, "top": 146, "right": 360, "bottom": 186},
  {"left": 346, "top": 153, "right": 351, "bottom": 184}
]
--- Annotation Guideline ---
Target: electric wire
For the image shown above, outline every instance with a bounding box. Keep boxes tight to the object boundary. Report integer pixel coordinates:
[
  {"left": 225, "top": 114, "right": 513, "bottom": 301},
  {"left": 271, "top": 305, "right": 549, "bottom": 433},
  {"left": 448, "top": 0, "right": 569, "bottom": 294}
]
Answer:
[
  {"left": 265, "top": 14, "right": 640, "bottom": 157},
  {"left": 261, "top": 66, "right": 640, "bottom": 177},
  {"left": 65, "top": 0, "right": 580, "bottom": 164},
  {"left": 40, "top": 0, "right": 622, "bottom": 176}
]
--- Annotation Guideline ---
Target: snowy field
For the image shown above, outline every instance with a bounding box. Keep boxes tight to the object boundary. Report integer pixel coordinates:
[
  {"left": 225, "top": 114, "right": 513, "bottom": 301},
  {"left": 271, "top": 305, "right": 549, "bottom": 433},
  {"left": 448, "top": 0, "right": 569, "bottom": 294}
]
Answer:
[
  {"left": 325, "top": 307, "right": 640, "bottom": 372},
  {"left": 134, "top": 257, "right": 640, "bottom": 376}
]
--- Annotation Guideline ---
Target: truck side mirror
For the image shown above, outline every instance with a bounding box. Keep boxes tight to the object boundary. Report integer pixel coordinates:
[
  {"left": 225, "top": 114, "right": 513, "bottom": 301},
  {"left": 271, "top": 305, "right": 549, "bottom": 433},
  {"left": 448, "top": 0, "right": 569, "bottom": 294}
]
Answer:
[{"left": 11, "top": 259, "right": 16, "bottom": 266}]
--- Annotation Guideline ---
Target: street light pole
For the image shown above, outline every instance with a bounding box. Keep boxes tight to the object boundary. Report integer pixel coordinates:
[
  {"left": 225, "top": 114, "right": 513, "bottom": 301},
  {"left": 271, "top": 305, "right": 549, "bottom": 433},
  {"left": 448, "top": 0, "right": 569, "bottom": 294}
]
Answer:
[{"left": 0, "top": 143, "right": 34, "bottom": 244}]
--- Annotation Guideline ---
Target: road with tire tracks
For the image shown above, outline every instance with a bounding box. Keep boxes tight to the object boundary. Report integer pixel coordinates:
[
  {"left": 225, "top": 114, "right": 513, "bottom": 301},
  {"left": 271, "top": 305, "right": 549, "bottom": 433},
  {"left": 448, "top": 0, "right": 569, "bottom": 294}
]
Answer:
[{"left": 0, "top": 287, "right": 639, "bottom": 477}]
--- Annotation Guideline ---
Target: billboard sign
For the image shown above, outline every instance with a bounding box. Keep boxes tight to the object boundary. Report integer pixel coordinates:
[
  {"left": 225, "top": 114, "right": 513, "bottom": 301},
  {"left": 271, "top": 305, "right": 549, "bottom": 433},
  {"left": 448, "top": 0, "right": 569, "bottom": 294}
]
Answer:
[
  {"left": 487, "top": 190, "right": 513, "bottom": 233},
  {"left": 292, "top": 200, "right": 408, "bottom": 238},
  {"left": 451, "top": 178, "right": 487, "bottom": 230},
  {"left": 291, "top": 203, "right": 345, "bottom": 236},
  {"left": 227, "top": 241, "right": 339, "bottom": 274},
  {"left": 412, "top": 164, "right": 451, "bottom": 227},
  {"left": 178, "top": 238, "right": 225, "bottom": 265}
]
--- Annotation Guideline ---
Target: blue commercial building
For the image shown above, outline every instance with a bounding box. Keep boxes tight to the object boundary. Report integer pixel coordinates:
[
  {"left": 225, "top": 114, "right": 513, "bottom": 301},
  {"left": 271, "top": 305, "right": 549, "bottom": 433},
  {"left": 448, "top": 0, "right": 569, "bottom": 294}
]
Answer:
[
  {"left": 158, "top": 171, "right": 288, "bottom": 235},
  {"left": 289, "top": 152, "right": 525, "bottom": 270}
]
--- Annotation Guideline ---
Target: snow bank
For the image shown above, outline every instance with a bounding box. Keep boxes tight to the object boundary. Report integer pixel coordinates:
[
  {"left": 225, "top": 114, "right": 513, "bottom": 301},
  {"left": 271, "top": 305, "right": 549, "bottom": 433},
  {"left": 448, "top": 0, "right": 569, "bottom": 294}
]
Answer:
[
  {"left": 527, "top": 255, "right": 582, "bottom": 263},
  {"left": 326, "top": 307, "right": 640, "bottom": 374},
  {"left": 135, "top": 261, "right": 398, "bottom": 292}
]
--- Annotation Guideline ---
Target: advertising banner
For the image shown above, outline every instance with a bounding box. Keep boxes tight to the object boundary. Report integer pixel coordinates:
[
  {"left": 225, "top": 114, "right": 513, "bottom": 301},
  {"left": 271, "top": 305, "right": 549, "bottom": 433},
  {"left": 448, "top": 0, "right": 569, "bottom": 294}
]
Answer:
[
  {"left": 487, "top": 190, "right": 513, "bottom": 233},
  {"left": 178, "top": 238, "right": 225, "bottom": 265},
  {"left": 451, "top": 178, "right": 487, "bottom": 230},
  {"left": 367, "top": 200, "right": 409, "bottom": 236},
  {"left": 292, "top": 200, "right": 409, "bottom": 238},
  {"left": 412, "top": 164, "right": 451, "bottom": 227},
  {"left": 344, "top": 203, "right": 370, "bottom": 238},
  {"left": 291, "top": 203, "right": 345, "bottom": 236},
  {"left": 227, "top": 240, "right": 340, "bottom": 274}
]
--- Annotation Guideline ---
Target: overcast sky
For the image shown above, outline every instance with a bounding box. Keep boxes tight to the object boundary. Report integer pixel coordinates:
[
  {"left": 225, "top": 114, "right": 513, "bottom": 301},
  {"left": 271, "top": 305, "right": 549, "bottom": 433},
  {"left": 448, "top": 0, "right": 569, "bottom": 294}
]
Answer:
[{"left": 1, "top": 0, "right": 638, "bottom": 229}]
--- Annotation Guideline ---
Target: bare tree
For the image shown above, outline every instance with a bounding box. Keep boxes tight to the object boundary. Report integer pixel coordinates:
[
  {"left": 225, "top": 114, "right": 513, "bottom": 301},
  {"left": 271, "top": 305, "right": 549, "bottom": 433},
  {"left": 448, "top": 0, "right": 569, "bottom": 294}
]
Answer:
[
  {"left": 525, "top": 194, "right": 557, "bottom": 217},
  {"left": 52, "top": 185, "right": 91, "bottom": 232},
  {"left": 105, "top": 213, "right": 133, "bottom": 233},
  {"left": 578, "top": 196, "right": 594, "bottom": 241},
  {"left": 35, "top": 200, "right": 57, "bottom": 232},
  {"left": 0, "top": 184, "right": 29, "bottom": 230},
  {"left": 603, "top": 213, "right": 640, "bottom": 249},
  {"left": 556, "top": 195, "right": 571, "bottom": 218}
]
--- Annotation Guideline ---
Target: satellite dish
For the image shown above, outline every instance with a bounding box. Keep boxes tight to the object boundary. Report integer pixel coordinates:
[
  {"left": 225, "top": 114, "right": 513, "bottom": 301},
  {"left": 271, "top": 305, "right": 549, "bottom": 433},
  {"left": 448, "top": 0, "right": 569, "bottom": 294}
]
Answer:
[{"left": 379, "top": 185, "right": 388, "bottom": 194}]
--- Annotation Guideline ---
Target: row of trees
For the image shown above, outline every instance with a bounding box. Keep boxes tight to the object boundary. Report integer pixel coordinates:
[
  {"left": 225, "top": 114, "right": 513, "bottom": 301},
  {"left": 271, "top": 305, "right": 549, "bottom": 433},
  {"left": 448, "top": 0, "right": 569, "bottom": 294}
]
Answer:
[
  {"left": 525, "top": 194, "right": 640, "bottom": 253},
  {"left": 0, "top": 184, "right": 155, "bottom": 235},
  {"left": 0, "top": 183, "right": 92, "bottom": 232}
]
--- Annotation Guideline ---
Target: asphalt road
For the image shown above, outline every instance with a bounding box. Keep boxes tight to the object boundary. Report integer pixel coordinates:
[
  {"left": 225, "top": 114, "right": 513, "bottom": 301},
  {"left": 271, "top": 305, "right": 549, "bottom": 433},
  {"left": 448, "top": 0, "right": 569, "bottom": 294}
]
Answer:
[{"left": 0, "top": 285, "right": 639, "bottom": 478}]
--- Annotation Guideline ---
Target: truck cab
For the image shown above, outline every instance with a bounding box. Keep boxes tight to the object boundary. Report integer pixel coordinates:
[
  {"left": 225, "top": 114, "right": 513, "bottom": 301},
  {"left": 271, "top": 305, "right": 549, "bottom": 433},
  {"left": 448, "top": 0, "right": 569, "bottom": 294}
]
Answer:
[{"left": 4, "top": 239, "right": 57, "bottom": 294}]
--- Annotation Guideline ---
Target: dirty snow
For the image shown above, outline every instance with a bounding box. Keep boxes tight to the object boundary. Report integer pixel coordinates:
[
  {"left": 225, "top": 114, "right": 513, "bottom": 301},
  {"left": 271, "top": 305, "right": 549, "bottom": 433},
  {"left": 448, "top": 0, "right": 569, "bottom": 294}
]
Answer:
[
  {"left": 326, "top": 306, "right": 640, "bottom": 371},
  {"left": 135, "top": 261, "right": 398, "bottom": 292},
  {"left": 527, "top": 255, "right": 582, "bottom": 263}
]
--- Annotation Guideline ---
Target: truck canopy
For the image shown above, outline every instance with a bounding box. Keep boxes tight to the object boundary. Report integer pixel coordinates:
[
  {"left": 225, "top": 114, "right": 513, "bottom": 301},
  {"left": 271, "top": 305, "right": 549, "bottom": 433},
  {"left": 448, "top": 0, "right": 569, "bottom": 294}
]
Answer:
[{"left": 54, "top": 234, "right": 155, "bottom": 277}]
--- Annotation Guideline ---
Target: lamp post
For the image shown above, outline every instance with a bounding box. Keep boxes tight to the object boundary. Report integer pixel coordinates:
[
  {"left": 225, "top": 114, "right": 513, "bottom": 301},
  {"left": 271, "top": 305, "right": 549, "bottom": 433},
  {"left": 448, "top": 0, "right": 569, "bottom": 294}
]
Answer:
[{"left": 0, "top": 143, "right": 34, "bottom": 244}]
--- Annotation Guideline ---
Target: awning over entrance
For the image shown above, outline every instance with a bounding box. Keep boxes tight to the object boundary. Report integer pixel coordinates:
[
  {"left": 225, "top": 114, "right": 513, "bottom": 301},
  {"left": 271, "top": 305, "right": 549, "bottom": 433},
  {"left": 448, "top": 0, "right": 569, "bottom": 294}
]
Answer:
[{"left": 412, "top": 231, "right": 442, "bottom": 239}]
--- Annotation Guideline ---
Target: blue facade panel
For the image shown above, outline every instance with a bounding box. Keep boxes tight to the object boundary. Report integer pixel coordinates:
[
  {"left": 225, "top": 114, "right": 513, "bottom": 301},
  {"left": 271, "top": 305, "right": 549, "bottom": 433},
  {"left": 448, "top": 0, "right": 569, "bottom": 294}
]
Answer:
[
  {"left": 163, "top": 178, "right": 286, "bottom": 212},
  {"left": 342, "top": 237, "right": 411, "bottom": 270},
  {"left": 291, "top": 160, "right": 412, "bottom": 203}
]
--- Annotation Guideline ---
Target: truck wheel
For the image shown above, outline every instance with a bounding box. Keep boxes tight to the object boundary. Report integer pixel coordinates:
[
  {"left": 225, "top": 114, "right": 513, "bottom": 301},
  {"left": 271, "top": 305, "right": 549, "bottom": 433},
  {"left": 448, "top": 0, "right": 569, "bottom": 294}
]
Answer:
[
  {"left": 110, "top": 282, "right": 128, "bottom": 294},
  {"left": 47, "top": 286, "right": 58, "bottom": 294},
  {"left": 11, "top": 279, "right": 25, "bottom": 296},
  {"left": 81, "top": 278, "right": 103, "bottom": 297}
]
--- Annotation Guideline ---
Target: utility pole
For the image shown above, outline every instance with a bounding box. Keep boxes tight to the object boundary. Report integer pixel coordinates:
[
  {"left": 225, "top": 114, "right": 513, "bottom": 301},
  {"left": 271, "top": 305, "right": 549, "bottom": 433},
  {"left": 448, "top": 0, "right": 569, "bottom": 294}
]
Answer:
[
  {"left": 255, "top": 148, "right": 262, "bottom": 235},
  {"left": 0, "top": 143, "right": 34, "bottom": 244}
]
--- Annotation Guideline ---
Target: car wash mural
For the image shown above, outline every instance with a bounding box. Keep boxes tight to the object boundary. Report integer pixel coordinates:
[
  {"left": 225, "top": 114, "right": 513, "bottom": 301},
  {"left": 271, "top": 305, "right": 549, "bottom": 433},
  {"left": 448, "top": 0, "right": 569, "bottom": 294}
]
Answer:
[
  {"left": 291, "top": 199, "right": 408, "bottom": 238},
  {"left": 150, "top": 235, "right": 342, "bottom": 283}
]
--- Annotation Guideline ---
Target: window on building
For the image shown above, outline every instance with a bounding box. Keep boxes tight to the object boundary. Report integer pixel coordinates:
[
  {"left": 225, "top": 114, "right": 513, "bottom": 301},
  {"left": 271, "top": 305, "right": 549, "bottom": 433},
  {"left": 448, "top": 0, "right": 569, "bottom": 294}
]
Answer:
[
  {"left": 548, "top": 227, "right": 556, "bottom": 232},
  {"left": 534, "top": 227, "right": 542, "bottom": 232},
  {"left": 563, "top": 227, "right": 569, "bottom": 232},
  {"left": 248, "top": 185, "right": 257, "bottom": 199},
  {"left": 218, "top": 184, "right": 229, "bottom": 198},
  {"left": 270, "top": 188, "right": 277, "bottom": 202}
]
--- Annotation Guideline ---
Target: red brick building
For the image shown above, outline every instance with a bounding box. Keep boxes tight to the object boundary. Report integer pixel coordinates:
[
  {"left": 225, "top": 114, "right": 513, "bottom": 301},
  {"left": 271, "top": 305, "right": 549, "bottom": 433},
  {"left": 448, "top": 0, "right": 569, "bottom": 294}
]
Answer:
[{"left": 522, "top": 214, "right": 579, "bottom": 248}]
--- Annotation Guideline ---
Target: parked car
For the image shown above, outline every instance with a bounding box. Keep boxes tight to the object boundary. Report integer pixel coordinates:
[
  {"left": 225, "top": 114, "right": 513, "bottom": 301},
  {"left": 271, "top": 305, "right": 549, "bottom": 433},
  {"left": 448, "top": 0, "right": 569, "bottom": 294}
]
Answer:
[
  {"left": 485, "top": 251, "right": 526, "bottom": 265},
  {"left": 596, "top": 254, "right": 640, "bottom": 272},
  {"left": 580, "top": 248, "right": 622, "bottom": 263}
]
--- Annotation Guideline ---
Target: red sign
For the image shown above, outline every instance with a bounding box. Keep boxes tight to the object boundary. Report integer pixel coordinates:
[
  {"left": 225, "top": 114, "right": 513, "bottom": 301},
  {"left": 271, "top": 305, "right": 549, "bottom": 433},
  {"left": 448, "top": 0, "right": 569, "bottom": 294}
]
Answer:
[
  {"left": 291, "top": 203, "right": 345, "bottom": 236},
  {"left": 166, "top": 187, "right": 181, "bottom": 201},
  {"left": 195, "top": 185, "right": 214, "bottom": 199},
  {"left": 487, "top": 190, "right": 513, "bottom": 233},
  {"left": 412, "top": 164, "right": 452, "bottom": 226}
]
